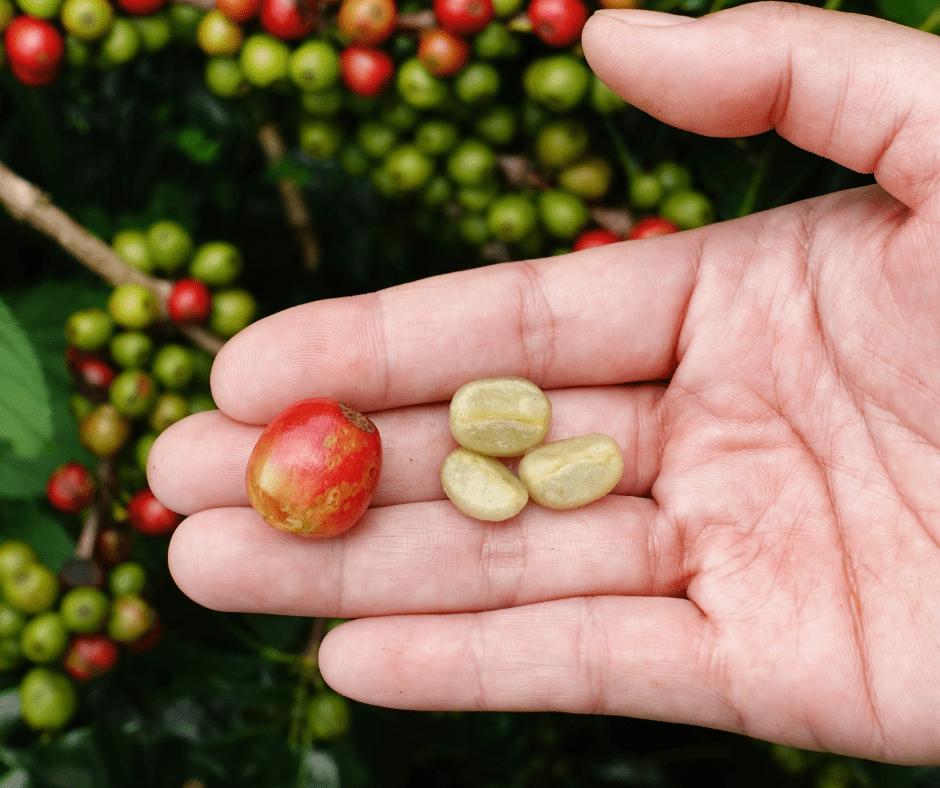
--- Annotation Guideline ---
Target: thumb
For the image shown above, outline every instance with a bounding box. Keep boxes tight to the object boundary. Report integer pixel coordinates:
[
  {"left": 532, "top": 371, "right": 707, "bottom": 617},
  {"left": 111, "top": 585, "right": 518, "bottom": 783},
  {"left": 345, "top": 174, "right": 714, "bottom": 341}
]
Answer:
[{"left": 582, "top": 2, "right": 940, "bottom": 215}]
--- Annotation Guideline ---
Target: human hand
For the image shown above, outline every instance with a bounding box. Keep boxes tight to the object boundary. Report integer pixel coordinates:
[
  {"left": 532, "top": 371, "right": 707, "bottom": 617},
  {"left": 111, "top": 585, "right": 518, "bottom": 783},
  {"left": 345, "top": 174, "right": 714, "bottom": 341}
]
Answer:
[{"left": 149, "top": 2, "right": 940, "bottom": 764}]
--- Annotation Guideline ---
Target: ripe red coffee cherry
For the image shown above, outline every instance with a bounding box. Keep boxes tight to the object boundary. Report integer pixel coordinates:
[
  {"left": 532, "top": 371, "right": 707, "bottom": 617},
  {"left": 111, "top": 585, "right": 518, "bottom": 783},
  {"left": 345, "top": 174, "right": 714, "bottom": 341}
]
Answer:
[
  {"left": 94, "top": 527, "right": 133, "bottom": 567},
  {"left": 46, "top": 462, "right": 95, "bottom": 514},
  {"left": 527, "top": 0, "right": 588, "bottom": 48},
  {"left": 260, "top": 0, "right": 316, "bottom": 40},
  {"left": 340, "top": 45, "right": 394, "bottom": 98},
  {"left": 217, "top": 0, "right": 261, "bottom": 22},
  {"left": 63, "top": 634, "right": 119, "bottom": 681},
  {"left": 246, "top": 398, "right": 382, "bottom": 537},
  {"left": 433, "top": 0, "right": 494, "bottom": 36},
  {"left": 627, "top": 216, "right": 679, "bottom": 240},
  {"left": 168, "top": 278, "right": 212, "bottom": 325},
  {"left": 127, "top": 489, "right": 183, "bottom": 537},
  {"left": 418, "top": 28, "right": 469, "bottom": 77},
  {"left": 116, "top": 0, "right": 167, "bottom": 14},
  {"left": 4, "top": 16, "right": 64, "bottom": 86},
  {"left": 338, "top": 0, "right": 396, "bottom": 46},
  {"left": 572, "top": 227, "right": 621, "bottom": 251},
  {"left": 68, "top": 349, "right": 116, "bottom": 393}
]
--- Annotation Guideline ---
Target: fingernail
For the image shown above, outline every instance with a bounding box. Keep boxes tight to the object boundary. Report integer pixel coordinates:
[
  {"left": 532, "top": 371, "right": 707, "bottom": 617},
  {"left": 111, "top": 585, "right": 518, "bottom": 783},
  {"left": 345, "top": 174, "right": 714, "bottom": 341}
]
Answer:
[{"left": 593, "top": 9, "right": 697, "bottom": 26}]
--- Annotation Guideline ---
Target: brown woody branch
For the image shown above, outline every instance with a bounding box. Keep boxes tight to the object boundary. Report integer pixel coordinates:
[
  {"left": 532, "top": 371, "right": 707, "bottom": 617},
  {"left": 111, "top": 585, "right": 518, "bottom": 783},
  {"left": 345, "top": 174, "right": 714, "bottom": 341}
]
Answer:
[
  {"left": 0, "top": 161, "right": 224, "bottom": 355},
  {"left": 256, "top": 122, "right": 321, "bottom": 272}
]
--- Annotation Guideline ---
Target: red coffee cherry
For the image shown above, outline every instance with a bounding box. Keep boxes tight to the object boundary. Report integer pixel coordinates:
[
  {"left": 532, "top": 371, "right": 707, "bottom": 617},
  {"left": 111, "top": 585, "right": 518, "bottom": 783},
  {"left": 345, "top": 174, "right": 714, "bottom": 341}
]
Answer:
[
  {"left": 67, "top": 349, "right": 117, "bottom": 394},
  {"left": 94, "top": 527, "right": 133, "bottom": 567},
  {"left": 527, "top": 0, "right": 588, "bottom": 48},
  {"left": 572, "top": 227, "right": 621, "bottom": 252},
  {"left": 338, "top": 0, "right": 397, "bottom": 46},
  {"left": 168, "top": 278, "right": 213, "bottom": 325},
  {"left": 4, "top": 16, "right": 64, "bottom": 87},
  {"left": 217, "top": 0, "right": 261, "bottom": 22},
  {"left": 340, "top": 45, "right": 394, "bottom": 98},
  {"left": 627, "top": 216, "right": 679, "bottom": 240},
  {"left": 46, "top": 463, "right": 95, "bottom": 514},
  {"left": 259, "top": 0, "right": 317, "bottom": 40},
  {"left": 117, "top": 0, "right": 167, "bottom": 14},
  {"left": 63, "top": 634, "right": 119, "bottom": 681},
  {"left": 418, "top": 29, "right": 469, "bottom": 77},
  {"left": 433, "top": 0, "right": 495, "bottom": 36},
  {"left": 126, "top": 489, "right": 183, "bottom": 537}
]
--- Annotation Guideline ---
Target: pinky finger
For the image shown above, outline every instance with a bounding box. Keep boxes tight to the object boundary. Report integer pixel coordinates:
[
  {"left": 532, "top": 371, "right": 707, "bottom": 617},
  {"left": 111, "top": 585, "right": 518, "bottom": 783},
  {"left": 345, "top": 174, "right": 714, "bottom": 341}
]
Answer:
[{"left": 318, "top": 596, "right": 730, "bottom": 729}]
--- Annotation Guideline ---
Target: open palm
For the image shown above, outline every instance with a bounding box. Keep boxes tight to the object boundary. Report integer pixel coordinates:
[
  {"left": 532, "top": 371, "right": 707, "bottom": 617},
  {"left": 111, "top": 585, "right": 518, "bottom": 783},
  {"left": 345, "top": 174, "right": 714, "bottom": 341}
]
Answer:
[{"left": 150, "top": 2, "right": 940, "bottom": 764}]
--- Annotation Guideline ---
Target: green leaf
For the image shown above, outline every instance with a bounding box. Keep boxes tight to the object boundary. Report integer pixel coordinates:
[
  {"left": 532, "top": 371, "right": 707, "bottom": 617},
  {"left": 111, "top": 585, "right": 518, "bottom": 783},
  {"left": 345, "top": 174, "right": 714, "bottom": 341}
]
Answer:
[
  {"left": 0, "top": 500, "right": 75, "bottom": 569},
  {"left": 0, "top": 768, "right": 29, "bottom": 788},
  {"left": 876, "top": 0, "right": 936, "bottom": 27},
  {"left": 0, "top": 296, "right": 53, "bottom": 459},
  {"left": 177, "top": 127, "right": 222, "bottom": 165},
  {"left": 0, "top": 281, "right": 104, "bottom": 499}
]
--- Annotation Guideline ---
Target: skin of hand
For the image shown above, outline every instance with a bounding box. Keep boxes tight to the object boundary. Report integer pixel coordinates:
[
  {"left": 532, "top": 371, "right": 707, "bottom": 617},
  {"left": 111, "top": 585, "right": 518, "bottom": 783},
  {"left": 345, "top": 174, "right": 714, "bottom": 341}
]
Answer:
[{"left": 148, "top": 2, "right": 940, "bottom": 765}]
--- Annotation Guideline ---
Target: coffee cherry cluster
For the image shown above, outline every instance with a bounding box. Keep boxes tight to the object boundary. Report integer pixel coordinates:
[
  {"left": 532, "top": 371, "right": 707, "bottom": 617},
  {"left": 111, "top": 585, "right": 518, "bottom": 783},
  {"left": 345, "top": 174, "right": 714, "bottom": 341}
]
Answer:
[
  {"left": 0, "top": 539, "right": 159, "bottom": 731},
  {"left": 0, "top": 0, "right": 715, "bottom": 265}
]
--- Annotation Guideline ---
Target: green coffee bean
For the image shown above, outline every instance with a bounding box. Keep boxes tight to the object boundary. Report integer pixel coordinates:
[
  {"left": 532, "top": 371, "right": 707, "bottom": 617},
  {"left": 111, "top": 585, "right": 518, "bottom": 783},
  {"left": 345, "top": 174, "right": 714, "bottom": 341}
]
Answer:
[
  {"left": 440, "top": 448, "right": 528, "bottom": 522},
  {"left": 518, "top": 434, "right": 623, "bottom": 510},
  {"left": 449, "top": 377, "right": 551, "bottom": 457}
]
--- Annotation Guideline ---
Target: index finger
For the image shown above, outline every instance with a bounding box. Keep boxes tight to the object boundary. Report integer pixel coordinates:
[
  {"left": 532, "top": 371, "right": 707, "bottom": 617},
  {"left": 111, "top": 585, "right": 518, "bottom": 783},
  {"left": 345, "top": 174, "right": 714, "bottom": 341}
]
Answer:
[{"left": 211, "top": 238, "right": 700, "bottom": 424}]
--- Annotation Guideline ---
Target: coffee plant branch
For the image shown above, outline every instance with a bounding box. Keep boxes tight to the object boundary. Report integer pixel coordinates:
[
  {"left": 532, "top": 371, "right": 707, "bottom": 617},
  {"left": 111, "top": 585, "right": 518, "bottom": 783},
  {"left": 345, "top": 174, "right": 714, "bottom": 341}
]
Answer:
[
  {"left": 0, "top": 160, "right": 224, "bottom": 355},
  {"left": 256, "top": 122, "right": 322, "bottom": 272}
]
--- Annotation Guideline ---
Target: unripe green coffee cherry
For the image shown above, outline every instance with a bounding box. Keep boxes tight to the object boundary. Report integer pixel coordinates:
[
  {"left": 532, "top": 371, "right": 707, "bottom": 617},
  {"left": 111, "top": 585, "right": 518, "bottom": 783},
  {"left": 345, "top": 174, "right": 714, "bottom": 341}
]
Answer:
[
  {"left": 146, "top": 220, "right": 194, "bottom": 273},
  {"left": 134, "top": 432, "right": 157, "bottom": 471},
  {"left": 69, "top": 394, "right": 94, "bottom": 422},
  {"left": 558, "top": 156, "right": 613, "bottom": 202},
  {"left": 108, "top": 370, "right": 157, "bottom": 417},
  {"left": 487, "top": 194, "right": 537, "bottom": 242},
  {"left": 414, "top": 119, "right": 458, "bottom": 157},
  {"left": 421, "top": 175, "right": 453, "bottom": 208},
  {"left": 525, "top": 55, "right": 589, "bottom": 112},
  {"left": 454, "top": 62, "right": 500, "bottom": 106},
  {"left": 20, "top": 612, "right": 69, "bottom": 662},
  {"left": 111, "top": 230, "right": 153, "bottom": 273},
  {"left": 538, "top": 190, "right": 589, "bottom": 239},
  {"left": 357, "top": 121, "right": 398, "bottom": 160},
  {"left": 148, "top": 392, "right": 190, "bottom": 433},
  {"left": 96, "top": 17, "right": 140, "bottom": 69},
  {"left": 659, "top": 189, "right": 714, "bottom": 230},
  {"left": 20, "top": 0, "right": 63, "bottom": 20},
  {"left": 109, "top": 330, "right": 154, "bottom": 369},
  {"left": 196, "top": 9, "right": 242, "bottom": 56},
  {"left": 307, "top": 693, "right": 350, "bottom": 740},
  {"left": 205, "top": 56, "right": 247, "bottom": 98},
  {"left": 65, "top": 308, "right": 113, "bottom": 351},
  {"left": 300, "top": 86, "right": 343, "bottom": 116},
  {"left": 65, "top": 34, "right": 92, "bottom": 67},
  {"left": 473, "top": 22, "right": 514, "bottom": 59},
  {"left": 535, "top": 119, "right": 589, "bottom": 170},
  {"left": 458, "top": 214, "right": 491, "bottom": 246},
  {"left": 151, "top": 344, "right": 195, "bottom": 390},
  {"left": 492, "top": 0, "right": 524, "bottom": 16},
  {"left": 61, "top": 0, "right": 113, "bottom": 41},
  {"left": 383, "top": 145, "right": 435, "bottom": 192},
  {"left": 189, "top": 241, "right": 243, "bottom": 287},
  {"left": 240, "top": 33, "right": 290, "bottom": 88},
  {"left": 653, "top": 161, "right": 692, "bottom": 194},
  {"left": 79, "top": 404, "right": 131, "bottom": 458},
  {"left": 168, "top": 3, "right": 203, "bottom": 45},
  {"left": 209, "top": 289, "right": 256, "bottom": 338},
  {"left": 132, "top": 11, "right": 173, "bottom": 52},
  {"left": 299, "top": 119, "right": 343, "bottom": 160},
  {"left": 0, "top": 541, "right": 37, "bottom": 584},
  {"left": 456, "top": 183, "right": 498, "bottom": 213},
  {"left": 474, "top": 105, "right": 516, "bottom": 147},
  {"left": 446, "top": 139, "right": 497, "bottom": 187},
  {"left": 629, "top": 172, "right": 663, "bottom": 211},
  {"left": 109, "top": 562, "right": 147, "bottom": 597},
  {"left": 59, "top": 586, "right": 109, "bottom": 633},
  {"left": 339, "top": 144, "right": 370, "bottom": 178},
  {"left": 396, "top": 58, "right": 448, "bottom": 110},
  {"left": 107, "top": 284, "right": 160, "bottom": 330},
  {"left": 3, "top": 563, "right": 58, "bottom": 615},
  {"left": 19, "top": 667, "right": 77, "bottom": 730},
  {"left": 590, "top": 74, "right": 626, "bottom": 114},
  {"left": 0, "top": 604, "right": 26, "bottom": 638},
  {"left": 289, "top": 39, "right": 339, "bottom": 92}
]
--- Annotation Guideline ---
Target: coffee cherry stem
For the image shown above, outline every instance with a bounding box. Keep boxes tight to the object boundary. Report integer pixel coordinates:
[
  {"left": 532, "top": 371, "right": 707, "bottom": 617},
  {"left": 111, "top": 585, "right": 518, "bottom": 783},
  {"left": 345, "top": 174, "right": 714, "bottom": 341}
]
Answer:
[
  {"left": 171, "top": 0, "right": 215, "bottom": 10},
  {"left": 256, "top": 122, "right": 322, "bottom": 272}
]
